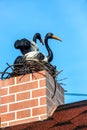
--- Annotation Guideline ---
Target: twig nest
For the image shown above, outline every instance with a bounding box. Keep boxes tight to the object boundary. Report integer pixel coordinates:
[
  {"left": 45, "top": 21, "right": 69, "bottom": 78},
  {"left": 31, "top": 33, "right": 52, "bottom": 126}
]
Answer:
[{"left": 11, "top": 60, "right": 58, "bottom": 79}]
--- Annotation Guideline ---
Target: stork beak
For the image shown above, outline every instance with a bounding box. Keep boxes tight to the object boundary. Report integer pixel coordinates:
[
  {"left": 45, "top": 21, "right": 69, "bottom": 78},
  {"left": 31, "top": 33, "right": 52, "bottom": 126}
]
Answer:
[
  {"left": 40, "top": 39, "right": 44, "bottom": 45},
  {"left": 52, "top": 35, "right": 62, "bottom": 42}
]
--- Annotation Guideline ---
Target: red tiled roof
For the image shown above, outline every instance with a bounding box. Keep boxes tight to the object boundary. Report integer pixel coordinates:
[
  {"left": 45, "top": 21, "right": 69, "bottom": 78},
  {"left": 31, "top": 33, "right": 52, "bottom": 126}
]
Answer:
[{"left": 2, "top": 100, "right": 87, "bottom": 130}]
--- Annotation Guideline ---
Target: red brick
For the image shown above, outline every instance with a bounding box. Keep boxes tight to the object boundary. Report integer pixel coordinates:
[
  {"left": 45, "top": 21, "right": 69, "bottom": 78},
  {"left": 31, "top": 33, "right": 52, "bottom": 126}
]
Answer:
[
  {"left": 16, "top": 92, "right": 30, "bottom": 101},
  {"left": 40, "top": 97, "right": 47, "bottom": 105},
  {"left": 0, "top": 105, "right": 7, "bottom": 113},
  {"left": 47, "top": 88, "right": 51, "bottom": 98},
  {"left": 46, "top": 72, "right": 54, "bottom": 84},
  {"left": 0, "top": 80, "right": 4, "bottom": 86},
  {"left": 1, "top": 95, "right": 15, "bottom": 104},
  {"left": 0, "top": 123, "right": 8, "bottom": 128},
  {"left": 0, "top": 71, "right": 65, "bottom": 129},
  {"left": 47, "top": 98, "right": 53, "bottom": 108},
  {"left": 32, "top": 88, "right": 46, "bottom": 98},
  {"left": 58, "top": 93, "right": 64, "bottom": 103},
  {"left": 9, "top": 81, "right": 38, "bottom": 94},
  {"left": 40, "top": 79, "right": 46, "bottom": 87},
  {"left": 56, "top": 83, "right": 64, "bottom": 95},
  {"left": 47, "top": 80, "right": 54, "bottom": 92},
  {"left": 32, "top": 106, "right": 47, "bottom": 116},
  {"left": 0, "top": 88, "right": 8, "bottom": 96},
  {"left": 59, "top": 85, "right": 64, "bottom": 95},
  {"left": 40, "top": 115, "right": 48, "bottom": 120},
  {"left": 16, "top": 74, "right": 30, "bottom": 84},
  {"left": 9, "top": 99, "right": 38, "bottom": 111},
  {"left": 0, "top": 77, "right": 14, "bottom": 87},
  {"left": 54, "top": 90, "right": 64, "bottom": 103},
  {"left": 17, "top": 109, "right": 30, "bottom": 119},
  {"left": 9, "top": 117, "right": 39, "bottom": 127},
  {"left": 1, "top": 112, "right": 15, "bottom": 122},
  {"left": 32, "top": 70, "right": 46, "bottom": 80}
]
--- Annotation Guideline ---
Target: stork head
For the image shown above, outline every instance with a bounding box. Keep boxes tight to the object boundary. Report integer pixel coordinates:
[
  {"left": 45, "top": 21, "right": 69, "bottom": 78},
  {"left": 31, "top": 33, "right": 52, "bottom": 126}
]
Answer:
[
  {"left": 33, "top": 33, "right": 44, "bottom": 45},
  {"left": 45, "top": 32, "right": 62, "bottom": 42}
]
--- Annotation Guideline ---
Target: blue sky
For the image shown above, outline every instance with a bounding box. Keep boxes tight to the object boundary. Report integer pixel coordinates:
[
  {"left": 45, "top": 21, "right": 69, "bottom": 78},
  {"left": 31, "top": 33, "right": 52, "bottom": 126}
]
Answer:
[{"left": 0, "top": 0, "right": 87, "bottom": 103}]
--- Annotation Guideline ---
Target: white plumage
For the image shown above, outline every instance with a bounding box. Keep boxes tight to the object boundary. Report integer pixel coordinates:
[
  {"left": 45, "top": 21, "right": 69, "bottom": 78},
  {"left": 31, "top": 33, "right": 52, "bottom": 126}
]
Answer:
[{"left": 24, "top": 51, "right": 48, "bottom": 62}]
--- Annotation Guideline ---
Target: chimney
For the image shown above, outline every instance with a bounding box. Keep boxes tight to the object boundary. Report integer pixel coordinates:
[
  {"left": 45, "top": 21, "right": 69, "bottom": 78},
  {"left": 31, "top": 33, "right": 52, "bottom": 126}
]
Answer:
[{"left": 0, "top": 70, "right": 64, "bottom": 128}]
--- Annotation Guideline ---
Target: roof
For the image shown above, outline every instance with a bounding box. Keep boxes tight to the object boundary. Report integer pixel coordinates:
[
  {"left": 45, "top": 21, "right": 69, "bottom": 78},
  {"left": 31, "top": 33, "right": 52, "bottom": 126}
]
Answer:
[{"left": 2, "top": 100, "right": 87, "bottom": 130}]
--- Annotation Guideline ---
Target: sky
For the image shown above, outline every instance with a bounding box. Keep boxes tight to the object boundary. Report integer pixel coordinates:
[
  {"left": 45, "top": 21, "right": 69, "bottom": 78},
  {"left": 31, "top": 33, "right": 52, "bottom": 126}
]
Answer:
[{"left": 0, "top": 0, "right": 87, "bottom": 103}]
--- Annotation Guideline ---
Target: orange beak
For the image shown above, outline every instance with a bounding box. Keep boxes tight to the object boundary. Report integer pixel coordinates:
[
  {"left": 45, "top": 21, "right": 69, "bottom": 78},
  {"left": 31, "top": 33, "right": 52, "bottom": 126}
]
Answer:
[{"left": 52, "top": 35, "right": 62, "bottom": 42}]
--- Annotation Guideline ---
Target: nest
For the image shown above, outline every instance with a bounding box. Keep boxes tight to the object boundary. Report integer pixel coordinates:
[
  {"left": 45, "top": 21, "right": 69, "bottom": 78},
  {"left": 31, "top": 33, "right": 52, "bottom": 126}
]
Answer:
[
  {"left": 11, "top": 60, "right": 58, "bottom": 79},
  {"left": 0, "top": 60, "right": 59, "bottom": 80}
]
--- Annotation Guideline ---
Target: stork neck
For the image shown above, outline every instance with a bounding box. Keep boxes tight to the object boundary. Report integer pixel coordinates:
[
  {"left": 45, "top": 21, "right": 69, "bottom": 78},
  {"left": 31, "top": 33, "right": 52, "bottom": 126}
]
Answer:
[
  {"left": 33, "top": 36, "right": 37, "bottom": 43},
  {"left": 44, "top": 38, "right": 53, "bottom": 62}
]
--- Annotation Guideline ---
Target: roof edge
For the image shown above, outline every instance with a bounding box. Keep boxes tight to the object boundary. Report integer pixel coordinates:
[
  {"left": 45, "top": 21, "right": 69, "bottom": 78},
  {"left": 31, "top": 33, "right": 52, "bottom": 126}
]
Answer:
[{"left": 56, "top": 100, "right": 87, "bottom": 112}]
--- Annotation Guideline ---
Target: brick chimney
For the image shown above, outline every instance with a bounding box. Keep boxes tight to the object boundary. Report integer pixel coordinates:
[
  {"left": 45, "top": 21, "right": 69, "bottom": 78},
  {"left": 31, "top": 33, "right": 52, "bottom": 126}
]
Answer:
[{"left": 0, "top": 70, "right": 64, "bottom": 128}]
